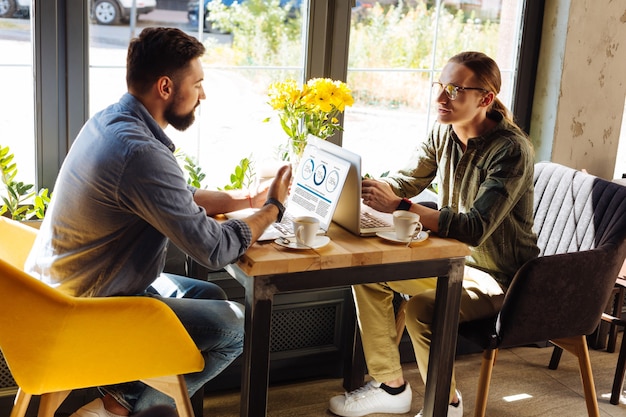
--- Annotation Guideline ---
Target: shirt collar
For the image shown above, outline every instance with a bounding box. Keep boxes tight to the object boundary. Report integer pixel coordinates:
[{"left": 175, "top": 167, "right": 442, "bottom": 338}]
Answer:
[
  {"left": 452, "top": 112, "right": 506, "bottom": 151},
  {"left": 119, "top": 93, "right": 177, "bottom": 153}
]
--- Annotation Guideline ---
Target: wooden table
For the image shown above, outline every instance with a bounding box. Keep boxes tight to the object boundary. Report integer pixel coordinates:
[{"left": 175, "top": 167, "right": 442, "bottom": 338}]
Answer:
[{"left": 224, "top": 223, "right": 469, "bottom": 417}]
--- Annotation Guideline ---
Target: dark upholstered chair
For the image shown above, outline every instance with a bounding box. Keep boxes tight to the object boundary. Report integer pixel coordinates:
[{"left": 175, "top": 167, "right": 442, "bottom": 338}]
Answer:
[{"left": 458, "top": 161, "right": 626, "bottom": 417}]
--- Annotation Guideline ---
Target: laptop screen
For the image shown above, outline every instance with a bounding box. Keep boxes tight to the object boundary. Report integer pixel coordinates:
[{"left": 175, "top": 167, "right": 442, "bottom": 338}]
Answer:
[
  {"left": 306, "top": 135, "right": 394, "bottom": 236},
  {"left": 286, "top": 141, "right": 351, "bottom": 231},
  {"left": 241, "top": 138, "right": 351, "bottom": 241},
  {"left": 305, "top": 136, "right": 363, "bottom": 233}
]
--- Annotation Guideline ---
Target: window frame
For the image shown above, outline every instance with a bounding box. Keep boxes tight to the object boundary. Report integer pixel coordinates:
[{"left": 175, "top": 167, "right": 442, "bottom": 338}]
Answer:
[
  {"left": 33, "top": 0, "right": 89, "bottom": 190},
  {"left": 35, "top": 0, "right": 542, "bottom": 189}
]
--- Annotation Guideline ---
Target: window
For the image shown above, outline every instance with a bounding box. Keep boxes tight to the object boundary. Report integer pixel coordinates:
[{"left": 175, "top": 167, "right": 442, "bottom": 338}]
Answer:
[
  {"left": 342, "top": 0, "right": 525, "bottom": 178},
  {"left": 0, "top": 3, "right": 35, "bottom": 183},
  {"left": 88, "top": 0, "right": 307, "bottom": 189},
  {"left": 26, "top": 0, "right": 543, "bottom": 191}
]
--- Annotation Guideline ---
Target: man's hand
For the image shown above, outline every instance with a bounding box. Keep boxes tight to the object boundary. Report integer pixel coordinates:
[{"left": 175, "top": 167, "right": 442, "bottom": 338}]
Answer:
[
  {"left": 361, "top": 178, "right": 401, "bottom": 213},
  {"left": 194, "top": 165, "right": 291, "bottom": 215},
  {"left": 266, "top": 164, "right": 292, "bottom": 207},
  {"left": 249, "top": 180, "right": 270, "bottom": 208},
  {"left": 244, "top": 164, "right": 292, "bottom": 242},
  {"left": 248, "top": 165, "right": 292, "bottom": 209},
  {"left": 362, "top": 178, "right": 440, "bottom": 232}
]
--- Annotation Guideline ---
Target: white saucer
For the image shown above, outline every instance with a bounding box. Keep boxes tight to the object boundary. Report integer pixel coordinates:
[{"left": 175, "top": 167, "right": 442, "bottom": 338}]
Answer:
[
  {"left": 376, "top": 231, "right": 429, "bottom": 244},
  {"left": 274, "top": 235, "right": 331, "bottom": 250}
]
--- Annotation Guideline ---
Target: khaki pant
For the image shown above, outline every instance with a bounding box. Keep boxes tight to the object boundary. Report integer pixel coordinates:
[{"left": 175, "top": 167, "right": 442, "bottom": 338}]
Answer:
[{"left": 352, "top": 266, "right": 504, "bottom": 402}]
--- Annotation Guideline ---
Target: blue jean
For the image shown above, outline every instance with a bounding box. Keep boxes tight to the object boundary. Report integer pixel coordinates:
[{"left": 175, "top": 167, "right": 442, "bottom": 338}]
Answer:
[{"left": 102, "top": 273, "right": 245, "bottom": 412}]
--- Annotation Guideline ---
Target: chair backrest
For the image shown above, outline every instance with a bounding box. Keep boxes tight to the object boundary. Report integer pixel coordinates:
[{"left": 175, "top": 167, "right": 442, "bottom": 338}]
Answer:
[
  {"left": 0, "top": 217, "right": 38, "bottom": 270},
  {"left": 533, "top": 162, "right": 626, "bottom": 255},
  {"left": 495, "top": 162, "right": 626, "bottom": 348}
]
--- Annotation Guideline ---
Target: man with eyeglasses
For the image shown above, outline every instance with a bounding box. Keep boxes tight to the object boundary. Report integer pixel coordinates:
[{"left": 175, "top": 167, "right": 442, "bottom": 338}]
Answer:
[{"left": 329, "top": 51, "right": 539, "bottom": 417}]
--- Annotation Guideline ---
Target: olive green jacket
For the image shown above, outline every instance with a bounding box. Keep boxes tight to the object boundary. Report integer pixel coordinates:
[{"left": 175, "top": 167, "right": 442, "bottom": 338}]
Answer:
[{"left": 383, "top": 114, "right": 539, "bottom": 289}]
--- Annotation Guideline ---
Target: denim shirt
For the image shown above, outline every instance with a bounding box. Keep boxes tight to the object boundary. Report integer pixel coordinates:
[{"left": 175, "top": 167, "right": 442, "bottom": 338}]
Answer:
[
  {"left": 383, "top": 114, "right": 539, "bottom": 288},
  {"left": 25, "top": 93, "right": 252, "bottom": 297}
]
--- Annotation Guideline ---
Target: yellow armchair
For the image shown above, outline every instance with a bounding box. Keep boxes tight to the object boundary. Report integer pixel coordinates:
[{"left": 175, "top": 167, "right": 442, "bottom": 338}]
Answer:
[{"left": 0, "top": 217, "right": 204, "bottom": 417}]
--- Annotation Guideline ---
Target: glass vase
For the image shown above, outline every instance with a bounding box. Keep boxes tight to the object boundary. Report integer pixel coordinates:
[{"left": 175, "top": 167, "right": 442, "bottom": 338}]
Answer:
[{"left": 288, "top": 135, "right": 307, "bottom": 169}]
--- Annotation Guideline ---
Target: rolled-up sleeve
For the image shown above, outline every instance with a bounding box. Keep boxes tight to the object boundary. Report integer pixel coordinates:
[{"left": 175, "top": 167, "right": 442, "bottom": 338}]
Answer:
[
  {"left": 225, "top": 219, "right": 252, "bottom": 249},
  {"left": 120, "top": 145, "right": 253, "bottom": 271}
]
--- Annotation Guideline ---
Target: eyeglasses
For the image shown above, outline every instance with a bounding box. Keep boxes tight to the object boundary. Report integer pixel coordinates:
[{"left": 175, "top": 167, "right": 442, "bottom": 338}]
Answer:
[{"left": 432, "top": 82, "right": 488, "bottom": 101}]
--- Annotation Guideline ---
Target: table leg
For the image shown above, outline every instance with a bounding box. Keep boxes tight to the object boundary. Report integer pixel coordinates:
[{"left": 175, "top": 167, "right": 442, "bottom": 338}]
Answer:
[
  {"left": 421, "top": 260, "right": 465, "bottom": 417},
  {"left": 240, "top": 280, "right": 274, "bottom": 417}
]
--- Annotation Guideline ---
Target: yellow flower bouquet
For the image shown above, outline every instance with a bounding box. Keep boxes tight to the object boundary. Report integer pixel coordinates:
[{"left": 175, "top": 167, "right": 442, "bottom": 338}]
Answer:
[{"left": 267, "top": 78, "right": 354, "bottom": 162}]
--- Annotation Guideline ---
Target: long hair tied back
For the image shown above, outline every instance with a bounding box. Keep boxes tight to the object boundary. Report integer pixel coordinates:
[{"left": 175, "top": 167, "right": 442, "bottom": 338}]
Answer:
[{"left": 448, "top": 51, "right": 515, "bottom": 125}]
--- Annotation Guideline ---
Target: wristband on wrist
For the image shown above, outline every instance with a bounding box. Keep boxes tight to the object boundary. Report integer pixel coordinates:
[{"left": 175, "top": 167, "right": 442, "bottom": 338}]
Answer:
[
  {"left": 396, "top": 197, "right": 413, "bottom": 211},
  {"left": 264, "top": 198, "right": 285, "bottom": 222}
]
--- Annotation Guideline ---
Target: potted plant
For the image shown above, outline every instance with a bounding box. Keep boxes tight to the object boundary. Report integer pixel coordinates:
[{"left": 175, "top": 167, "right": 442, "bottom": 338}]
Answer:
[{"left": 0, "top": 144, "right": 50, "bottom": 226}]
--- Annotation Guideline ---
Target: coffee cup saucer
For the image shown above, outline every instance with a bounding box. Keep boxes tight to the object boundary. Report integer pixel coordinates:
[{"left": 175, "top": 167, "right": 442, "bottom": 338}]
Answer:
[
  {"left": 376, "top": 230, "right": 429, "bottom": 244},
  {"left": 274, "top": 235, "right": 330, "bottom": 250}
]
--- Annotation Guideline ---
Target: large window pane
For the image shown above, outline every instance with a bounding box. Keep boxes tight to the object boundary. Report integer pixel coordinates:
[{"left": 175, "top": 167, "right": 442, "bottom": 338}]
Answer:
[
  {"left": 0, "top": 3, "right": 35, "bottom": 183},
  {"left": 343, "top": 0, "right": 523, "bottom": 178},
  {"left": 89, "top": 1, "right": 306, "bottom": 189}
]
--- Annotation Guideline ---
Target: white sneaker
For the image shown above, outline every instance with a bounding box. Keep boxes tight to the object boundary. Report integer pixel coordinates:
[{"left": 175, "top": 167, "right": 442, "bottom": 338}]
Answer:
[
  {"left": 329, "top": 381, "right": 412, "bottom": 417},
  {"left": 70, "top": 398, "right": 127, "bottom": 417},
  {"left": 415, "top": 390, "right": 462, "bottom": 417}
]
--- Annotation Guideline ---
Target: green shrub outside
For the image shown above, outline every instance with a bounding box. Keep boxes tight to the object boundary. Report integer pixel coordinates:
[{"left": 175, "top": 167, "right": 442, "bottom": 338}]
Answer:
[{"left": 203, "top": 0, "right": 500, "bottom": 112}]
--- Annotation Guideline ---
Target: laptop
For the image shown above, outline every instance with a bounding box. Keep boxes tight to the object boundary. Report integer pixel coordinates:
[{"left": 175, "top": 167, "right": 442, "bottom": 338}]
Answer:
[
  {"left": 306, "top": 136, "right": 394, "bottom": 237},
  {"left": 246, "top": 140, "right": 352, "bottom": 241}
]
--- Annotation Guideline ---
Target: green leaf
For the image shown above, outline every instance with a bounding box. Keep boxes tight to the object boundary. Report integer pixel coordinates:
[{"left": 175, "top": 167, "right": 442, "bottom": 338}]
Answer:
[
  {"left": 221, "top": 156, "right": 255, "bottom": 190},
  {"left": 175, "top": 150, "right": 208, "bottom": 189}
]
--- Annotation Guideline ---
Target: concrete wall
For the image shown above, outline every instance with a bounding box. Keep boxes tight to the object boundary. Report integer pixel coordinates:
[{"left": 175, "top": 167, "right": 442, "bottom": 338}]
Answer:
[{"left": 530, "top": 0, "right": 626, "bottom": 179}]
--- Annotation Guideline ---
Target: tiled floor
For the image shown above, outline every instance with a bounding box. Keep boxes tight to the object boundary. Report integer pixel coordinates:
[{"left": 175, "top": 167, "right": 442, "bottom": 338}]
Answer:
[{"left": 203, "top": 334, "right": 626, "bottom": 416}]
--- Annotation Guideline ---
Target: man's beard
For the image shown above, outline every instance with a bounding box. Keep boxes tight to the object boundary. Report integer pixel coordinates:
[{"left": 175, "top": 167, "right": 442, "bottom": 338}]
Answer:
[{"left": 164, "top": 98, "right": 197, "bottom": 131}]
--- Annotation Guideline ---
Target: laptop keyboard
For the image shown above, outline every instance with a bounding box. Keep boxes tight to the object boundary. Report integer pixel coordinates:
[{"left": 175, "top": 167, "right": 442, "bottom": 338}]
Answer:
[
  {"left": 273, "top": 212, "right": 296, "bottom": 235},
  {"left": 360, "top": 211, "right": 392, "bottom": 229}
]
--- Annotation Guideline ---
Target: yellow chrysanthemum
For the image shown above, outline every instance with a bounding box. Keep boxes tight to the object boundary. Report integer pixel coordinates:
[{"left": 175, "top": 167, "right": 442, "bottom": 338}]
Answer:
[
  {"left": 267, "top": 77, "right": 354, "bottom": 162},
  {"left": 268, "top": 80, "right": 302, "bottom": 110}
]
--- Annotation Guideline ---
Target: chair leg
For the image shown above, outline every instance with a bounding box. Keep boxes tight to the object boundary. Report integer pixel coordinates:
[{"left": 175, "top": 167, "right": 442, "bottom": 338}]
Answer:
[
  {"left": 610, "top": 325, "right": 626, "bottom": 405},
  {"left": 474, "top": 348, "right": 497, "bottom": 417},
  {"left": 37, "top": 391, "right": 72, "bottom": 417},
  {"left": 9, "top": 388, "right": 31, "bottom": 417},
  {"left": 548, "top": 345, "right": 564, "bottom": 370},
  {"left": 142, "top": 375, "right": 194, "bottom": 417},
  {"left": 552, "top": 336, "right": 600, "bottom": 417},
  {"left": 608, "top": 285, "right": 625, "bottom": 353}
]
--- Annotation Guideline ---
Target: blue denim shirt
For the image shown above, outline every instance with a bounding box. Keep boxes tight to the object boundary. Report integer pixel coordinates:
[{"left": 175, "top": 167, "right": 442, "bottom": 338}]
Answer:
[
  {"left": 25, "top": 93, "right": 251, "bottom": 297},
  {"left": 383, "top": 114, "right": 539, "bottom": 288}
]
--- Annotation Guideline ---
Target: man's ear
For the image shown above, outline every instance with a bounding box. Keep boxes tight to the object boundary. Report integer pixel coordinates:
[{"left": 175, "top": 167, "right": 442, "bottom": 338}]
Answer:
[
  {"left": 157, "top": 76, "right": 173, "bottom": 99},
  {"left": 480, "top": 91, "right": 495, "bottom": 107}
]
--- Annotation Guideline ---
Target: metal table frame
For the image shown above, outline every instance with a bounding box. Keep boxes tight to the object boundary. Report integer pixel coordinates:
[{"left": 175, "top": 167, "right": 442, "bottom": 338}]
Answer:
[{"left": 225, "top": 255, "right": 465, "bottom": 417}]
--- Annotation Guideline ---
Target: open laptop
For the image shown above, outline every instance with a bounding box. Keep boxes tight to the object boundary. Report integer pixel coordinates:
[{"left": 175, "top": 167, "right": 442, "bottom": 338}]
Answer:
[
  {"left": 306, "top": 136, "right": 394, "bottom": 237},
  {"left": 249, "top": 140, "right": 352, "bottom": 241}
]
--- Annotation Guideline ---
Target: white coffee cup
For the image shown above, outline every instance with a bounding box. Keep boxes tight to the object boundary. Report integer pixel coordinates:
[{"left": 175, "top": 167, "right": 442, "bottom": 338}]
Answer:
[
  {"left": 392, "top": 210, "right": 423, "bottom": 241},
  {"left": 293, "top": 216, "right": 320, "bottom": 246}
]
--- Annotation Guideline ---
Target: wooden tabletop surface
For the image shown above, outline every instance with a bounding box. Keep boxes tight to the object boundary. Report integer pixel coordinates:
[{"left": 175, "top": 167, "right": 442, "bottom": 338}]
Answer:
[{"left": 236, "top": 223, "right": 470, "bottom": 277}]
